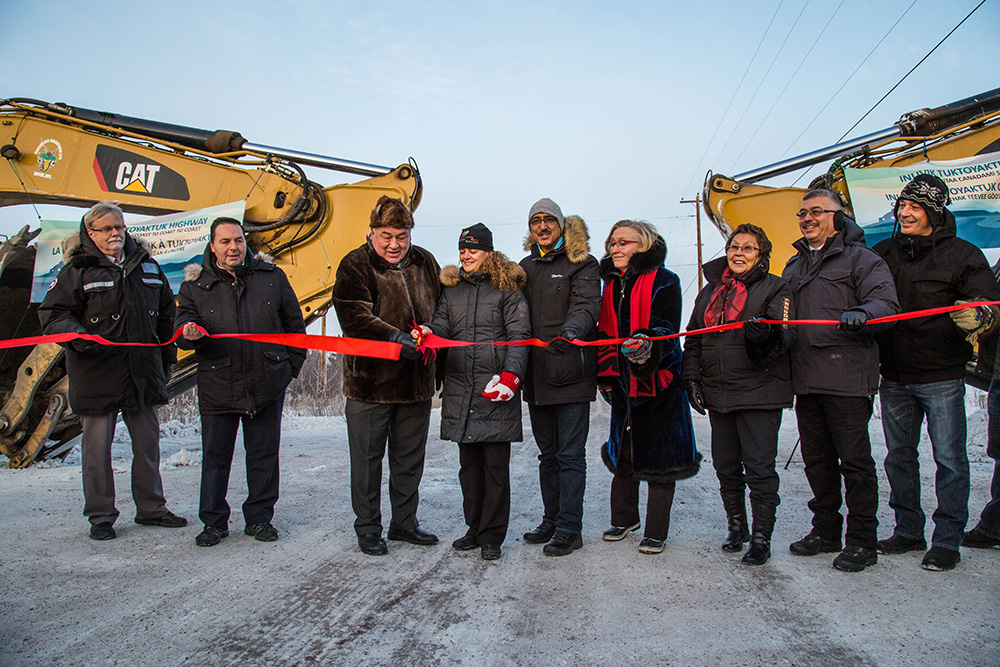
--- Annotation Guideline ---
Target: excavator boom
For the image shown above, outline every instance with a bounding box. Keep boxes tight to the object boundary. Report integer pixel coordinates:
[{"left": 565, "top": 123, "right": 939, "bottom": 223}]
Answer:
[{"left": 0, "top": 98, "right": 422, "bottom": 466}]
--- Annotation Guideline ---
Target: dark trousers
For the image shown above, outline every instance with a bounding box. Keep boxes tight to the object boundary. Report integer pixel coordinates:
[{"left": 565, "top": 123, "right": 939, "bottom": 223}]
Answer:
[
  {"left": 199, "top": 395, "right": 284, "bottom": 530},
  {"left": 709, "top": 409, "right": 782, "bottom": 508},
  {"left": 528, "top": 402, "right": 589, "bottom": 534},
  {"left": 610, "top": 431, "right": 675, "bottom": 541},
  {"left": 458, "top": 441, "right": 511, "bottom": 545},
  {"left": 345, "top": 398, "right": 431, "bottom": 536},
  {"left": 80, "top": 407, "right": 167, "bottom": 525},
  {"left": 973, "top": 379, "right": 1000, "bottom": 537},
  {"left": 795, "top": 394, "right": 879, "bottom": 549}
]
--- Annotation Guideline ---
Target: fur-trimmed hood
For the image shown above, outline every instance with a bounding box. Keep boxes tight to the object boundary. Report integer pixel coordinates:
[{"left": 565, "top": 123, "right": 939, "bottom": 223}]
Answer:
[
  {"left": 440, "top": 251, "right": 526, "bottom": 293},
  {"left": 183, "top": 245, "right": 275, "bottom": 283},
  {"left": 599, "top": 236, "right": 667, "bottom": 280},
  {"left": 522, "top": 214, "right": 591, "bottom": 263}
]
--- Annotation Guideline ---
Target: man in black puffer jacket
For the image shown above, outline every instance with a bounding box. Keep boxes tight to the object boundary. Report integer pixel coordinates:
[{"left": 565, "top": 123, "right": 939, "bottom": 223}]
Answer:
[
  {"left": 176, "top": 217, "right": 306, "bottom": 547},
  {"left": 873, "top": 174, "right": 1000, "bottom": 572},
  {"left": 39, "top": 201, "right": 185, "bottom": 541},
  {"left": 519, "top": 198, "right": 601, "bottom": 556}
]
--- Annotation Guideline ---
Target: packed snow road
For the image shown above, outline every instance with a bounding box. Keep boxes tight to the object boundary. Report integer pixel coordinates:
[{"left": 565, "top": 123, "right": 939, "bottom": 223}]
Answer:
[{"left": 1, "top": 402, "right": 997, "bottom": 666}]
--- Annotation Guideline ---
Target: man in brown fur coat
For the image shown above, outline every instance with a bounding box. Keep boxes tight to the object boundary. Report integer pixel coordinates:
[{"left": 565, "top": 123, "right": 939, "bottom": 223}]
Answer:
[{"left": 332, "top": 196, "right": 442, "bottom": 556}]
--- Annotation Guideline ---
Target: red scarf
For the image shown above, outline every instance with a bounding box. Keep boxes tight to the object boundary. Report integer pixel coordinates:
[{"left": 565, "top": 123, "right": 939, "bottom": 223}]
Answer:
[
  {"left": 703, "top": 267, "right": 747, "bottom": 326},
  {"left": 598, "top": 270, "right": 658, "bottom": 397}
]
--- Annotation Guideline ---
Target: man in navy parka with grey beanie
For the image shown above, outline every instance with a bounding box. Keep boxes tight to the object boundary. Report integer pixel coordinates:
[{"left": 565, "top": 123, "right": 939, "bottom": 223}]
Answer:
[
  {"left": 873, "top": 173, "right": 1000, "bottom": 572},
  {"left": 519, "top": 198, "right": 601, "bottom": 556}
]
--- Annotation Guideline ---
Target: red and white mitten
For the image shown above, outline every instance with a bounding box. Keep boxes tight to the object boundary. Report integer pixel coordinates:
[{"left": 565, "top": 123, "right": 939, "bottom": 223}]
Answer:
[{"left": 482, "top": 372, "right": 520, "bottom": 402}]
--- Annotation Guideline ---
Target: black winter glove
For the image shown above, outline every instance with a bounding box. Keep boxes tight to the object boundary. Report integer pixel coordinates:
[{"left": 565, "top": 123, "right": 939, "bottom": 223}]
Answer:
[
  {"left": 69, "top": 334, "right": 98, "bottom": 354},
  {"left": 839, "top": 309, "right": 868, "bottom": 332},
  {"left": 685, "top": 381, "right": 707, "bottom": 415},
  {"left": 548, "top": 331, "right": 577, "bottom": 354},
  {"left": 391, "top": 331, "right": 421, "bottom": 360},
  {"left": 742, "top": 318, "right": 771, "bottom": 344}
]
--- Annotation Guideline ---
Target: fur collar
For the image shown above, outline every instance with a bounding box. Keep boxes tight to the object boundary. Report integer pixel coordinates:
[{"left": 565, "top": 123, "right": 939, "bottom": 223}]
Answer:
[
  {"left": 184, "top": 249, "right": 274, "bottom": 282},
  {"left": 440, "top": 251, "right": 526, "bottom": 293},
  {"left": 522, "top": 214, "right": 591, "bottom": 264},
  {"left": 599, "top": 236, "right": 667, "bottom": 280},
  {"left": 64, "top": 226, "right": 150, "bottom": 267}
]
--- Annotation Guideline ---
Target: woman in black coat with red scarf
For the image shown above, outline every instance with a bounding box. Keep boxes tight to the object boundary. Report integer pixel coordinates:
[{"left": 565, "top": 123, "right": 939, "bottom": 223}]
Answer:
[
  {"left": 682, "top": 223, "right": 794, "bottom": 565},
  {"left": 597, "top": 220, "right": 700, "bottom": 555}
]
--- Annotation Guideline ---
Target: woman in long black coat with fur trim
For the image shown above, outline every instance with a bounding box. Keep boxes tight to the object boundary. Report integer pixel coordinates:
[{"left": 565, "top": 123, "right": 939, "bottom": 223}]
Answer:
[
  {"left": 416, "top": 223, "right": 530, "bottom": 561},
  {"left": 682, "top": 223, "right": 794, "bottom": 566},
  {"left": 597, "top": 220, "right": 700, "bottom": 555}
]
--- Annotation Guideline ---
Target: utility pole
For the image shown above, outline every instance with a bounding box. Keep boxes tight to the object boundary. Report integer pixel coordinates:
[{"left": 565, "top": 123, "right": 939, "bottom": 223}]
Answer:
[{"left": 679, "top": 195, "right": 704, "bottom": 290}]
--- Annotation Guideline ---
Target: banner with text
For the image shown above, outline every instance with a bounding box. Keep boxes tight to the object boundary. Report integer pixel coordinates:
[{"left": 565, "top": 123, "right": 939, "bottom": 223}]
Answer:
[
  {"left": 31, "top": 201, "right": 245, "bottom": 301},
  {"left": 844, "top": 150, "right": 1000, "bottom": 250}
]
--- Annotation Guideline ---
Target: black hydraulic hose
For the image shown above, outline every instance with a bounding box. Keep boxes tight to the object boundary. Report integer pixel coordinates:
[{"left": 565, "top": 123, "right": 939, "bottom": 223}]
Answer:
[
  {"left": 242, "top": 160, "right": 316, "bottom": 232},
  {"left": 266, "top": 180, "right": 328, "bottom": 256}
]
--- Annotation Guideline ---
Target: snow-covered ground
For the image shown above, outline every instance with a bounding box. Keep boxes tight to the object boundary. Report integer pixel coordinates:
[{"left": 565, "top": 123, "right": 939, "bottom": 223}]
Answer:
[{"left": 1, "top": 395, "right": 998, "bottom": 666}]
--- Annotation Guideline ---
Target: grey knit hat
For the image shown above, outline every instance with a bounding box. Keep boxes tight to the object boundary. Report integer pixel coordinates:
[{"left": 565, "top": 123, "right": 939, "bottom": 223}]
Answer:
[{"left": 528, "top": 198, "right": 564, "bottom": 230}]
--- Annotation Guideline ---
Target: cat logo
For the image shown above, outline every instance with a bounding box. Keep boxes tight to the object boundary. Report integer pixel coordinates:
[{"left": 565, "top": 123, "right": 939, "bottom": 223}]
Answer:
[{"left": 93, "top": 145, "right": 190, "bottom": 200}]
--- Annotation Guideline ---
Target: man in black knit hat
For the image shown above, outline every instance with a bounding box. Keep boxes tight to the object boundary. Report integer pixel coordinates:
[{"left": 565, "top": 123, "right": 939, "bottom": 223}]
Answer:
[{"left": 873, "top": 173, "right": 1000, "bottom": 571}]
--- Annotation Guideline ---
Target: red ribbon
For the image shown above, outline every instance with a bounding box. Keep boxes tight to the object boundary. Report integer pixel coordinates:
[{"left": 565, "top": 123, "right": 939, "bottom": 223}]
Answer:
[{"left": 4, "top": 301, "right": 997, "bottom": 360}]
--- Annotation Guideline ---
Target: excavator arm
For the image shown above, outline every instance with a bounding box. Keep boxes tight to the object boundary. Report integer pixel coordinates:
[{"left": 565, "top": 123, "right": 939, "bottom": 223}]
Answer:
[
  {"left": 702, "top": 87, "right": 1000, "bottom": 390},
  {"left": 703, "top": 87, "right": 1000, "bottom": 270},
  {"left": 0, "top": 98, "right": 422, "bottom": 466}
]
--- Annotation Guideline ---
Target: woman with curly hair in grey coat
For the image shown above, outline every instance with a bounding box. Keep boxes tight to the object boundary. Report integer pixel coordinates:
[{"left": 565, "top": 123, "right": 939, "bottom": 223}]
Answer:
[{"left": 416, "top": 223, "right": 530, "bottom": 561}]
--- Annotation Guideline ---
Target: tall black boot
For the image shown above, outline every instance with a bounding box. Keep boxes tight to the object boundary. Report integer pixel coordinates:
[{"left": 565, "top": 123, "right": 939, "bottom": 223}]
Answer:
[
  {"left": 742, "top": 502, "right": 776, "bottom": 565},
  {"left": 721, "top": 492, "right": 750, "bottom": 553}
]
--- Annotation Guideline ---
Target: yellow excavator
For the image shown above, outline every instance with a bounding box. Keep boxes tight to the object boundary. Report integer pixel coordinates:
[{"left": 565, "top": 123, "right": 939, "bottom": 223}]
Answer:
[
  {"left": 702, "top": 87, "right": 1000, "bottom": 389},
  {"left": 703, "top": 87, "right": 1000, "bottom": 270},
  {"left": 0, "top": 97, "right": 421, "bottom": 467}
]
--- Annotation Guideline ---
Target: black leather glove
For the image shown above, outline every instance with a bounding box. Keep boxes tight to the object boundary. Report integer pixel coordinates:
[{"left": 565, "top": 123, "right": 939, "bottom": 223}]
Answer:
[
  {"left": 391, "top": 331, "right": 421, "bottom": 360},
  {"left": 685, "top": 381, "right": 707, "bottom": 415},
  {"left": 742, "top": 318, "right": 771, "bottom": 344},
  {"left": 548, "top": 331, "right": 577, "bottom": 354},
  {"left": 839, "top": 309, "right": 868, "bottom": 332}
]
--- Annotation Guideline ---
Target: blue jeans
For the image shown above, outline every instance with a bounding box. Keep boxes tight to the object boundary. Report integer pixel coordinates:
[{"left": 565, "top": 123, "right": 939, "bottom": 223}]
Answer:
[{"left": 880, "top": 378, "right": 969, "bottom": 551}]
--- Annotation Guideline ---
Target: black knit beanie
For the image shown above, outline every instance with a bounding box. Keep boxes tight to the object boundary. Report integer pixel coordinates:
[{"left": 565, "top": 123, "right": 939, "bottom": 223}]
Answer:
[
  {"left": 894, "top": 173, "right": 950, "bottom": 229},
  {"left": 458, "top": 223, "right": 494, "bottom": 251}
]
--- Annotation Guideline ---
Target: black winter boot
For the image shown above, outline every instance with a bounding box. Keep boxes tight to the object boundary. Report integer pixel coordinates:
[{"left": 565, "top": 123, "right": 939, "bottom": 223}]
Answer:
[
  {"left": 721, "top": 492, "right": 750, "bottom": 553},
  {"left": 742, "top": 502, "right": 776, "bottom": 566}
]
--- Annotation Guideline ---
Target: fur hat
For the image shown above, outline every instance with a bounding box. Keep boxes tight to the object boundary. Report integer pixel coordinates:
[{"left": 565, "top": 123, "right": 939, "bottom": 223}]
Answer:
[
  {"left": 458, "top": 223, "right": 493, "bottom": 251},
  {"left": 528, "top": 198, "right": 564, "bottom": 230},
  {"left": 370, "top": 195, "right": 414, "bottom": 229},
  {"left": 894, "top": 173, "right": 950, "bottom": 229}
]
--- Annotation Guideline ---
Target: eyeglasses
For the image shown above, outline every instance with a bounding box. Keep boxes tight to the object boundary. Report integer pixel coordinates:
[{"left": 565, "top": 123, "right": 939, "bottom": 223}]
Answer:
[
  {"left": 530, "top": 215, "right": 559, "bottom": 227},
  {"left": 726, "top": 244, "right": 759, "bottom": 254},
  {"left": 607, "top": 240, "right": 640, "bottom": 250},
  {"left": 795, "top": 208, "right": 837, "bottom": 219},
  {"left": 89, "top": 224, "right": 125, "bottom": 235}
]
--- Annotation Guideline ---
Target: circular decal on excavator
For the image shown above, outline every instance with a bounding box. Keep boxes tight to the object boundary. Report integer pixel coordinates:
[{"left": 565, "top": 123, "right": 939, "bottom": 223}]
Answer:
[{"left": 34, "top": 139, "right": 63, "bottom": 177}]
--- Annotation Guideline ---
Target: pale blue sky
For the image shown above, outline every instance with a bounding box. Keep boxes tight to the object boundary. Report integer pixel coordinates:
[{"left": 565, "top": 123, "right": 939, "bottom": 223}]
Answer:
[{"left": 3, "top": 0, "right": 998, "bottom": 305}]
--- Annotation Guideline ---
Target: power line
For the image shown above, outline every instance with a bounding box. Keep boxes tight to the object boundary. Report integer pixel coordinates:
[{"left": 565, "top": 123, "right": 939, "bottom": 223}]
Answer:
[
  {"left": 729, "top": 0, "right": 846, "bottom": 170},
  {"left": 676, "top": 1, "right": 786, "bottom": 204},
  {"left": 779, "top": 0, "right": 919, "bottom": 163},
  {"left": 716, "top": 0, "right": 812, "bottom": 173},
  {"left": 836, "top": 0, "right": 988, "bottom": 141}
]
